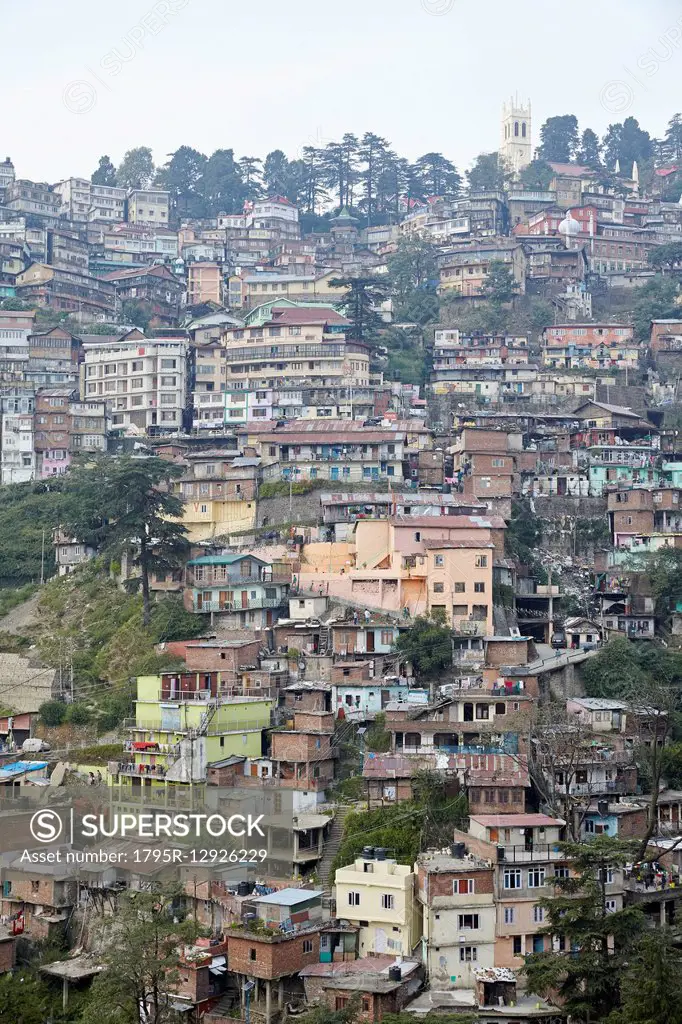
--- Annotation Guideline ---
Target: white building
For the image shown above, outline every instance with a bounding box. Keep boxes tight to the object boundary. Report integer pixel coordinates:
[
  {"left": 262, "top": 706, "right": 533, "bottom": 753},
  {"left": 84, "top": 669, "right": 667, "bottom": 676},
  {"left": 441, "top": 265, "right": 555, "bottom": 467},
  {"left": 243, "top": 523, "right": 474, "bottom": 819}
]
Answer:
[
  {"left": 52, "top": 178, "right": 92, "bottom": 222},
  {"left": 90, "top": 184, "right": 127, "bottom": 223},
  {"left": 81, "top": 336, "right": 188, "bottom": 435},
  {"left": 1, "top": 409, "right": 35, "bottom": 484}
]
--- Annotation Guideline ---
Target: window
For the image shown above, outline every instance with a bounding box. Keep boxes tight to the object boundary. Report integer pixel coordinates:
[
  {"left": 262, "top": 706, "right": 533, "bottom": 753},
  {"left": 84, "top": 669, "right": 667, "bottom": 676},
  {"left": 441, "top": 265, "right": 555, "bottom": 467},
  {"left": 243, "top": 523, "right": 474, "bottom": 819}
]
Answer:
[
  {"left": 433, "top": 582, "right": 444, "bottom": 593},
  {"left": 303, "top": 939, "right": 313, "bottom": 953},
  {"left": 504, "top": 907, "right": 514, "bottom": 925},
  {"left": 458, "top": 913, "right": 479, "bottom": 929},
  {"left": 348, "top": 891, "right": 360, "bottom": 906},
  {"left": 454, "top": 878, "right": 475, "bottom": 895},
  {"left": 475, "top": 704, "right": 489, "bottom": 720},
  {"left": 161, "top": 358, "right": 176, "bottom": 369},
  {"left": 160, "top": 376, "right": 176, "bottom": 386},
  {"left": 454, "top": 582, "right": 465, "bottom": 593},
  {"left": 475, "top": 555, "right": 488, "bottom": 567},
  {"left": 362, "top": 998, "right": 371, "bottom": 1013},
  {"left": 381, "top": 894, "right": 395, "bottom": 910},
  {"left": 528, "top": 868, "right": 546, "bottom": 888},
  {"left": 249, "top": 948, "right": 257, "bottom": 961},
  {"left": 414, "top": 531, "right": 421, "bottom": 541},
  {"left": 131, "top": 360, "right": 143, "bottom": 371},
  {"left": 513, "top": 936, "right": 523, "bottom": 956},
  {"left": 474, "top": 582, "right": 485, "bottom": 593},
  {"left": 459, "top": 946, "right": 477, "bottom": 962},
  {"left": 599, "top": 867, "right": 615, "bottom": 884},
  {"left": 534, "top": 906, "right": 545, "bottom": 923},
  {"left": 434, "top": 554, "right": 444, "bottom": 567},
  {"left": 605, "top": 899, "right": 617, "bottom": 913},
  {"left": 504, "top": 869, "right": 522, "bottom": 890},
  {"left": 335, "top": 998, "right": 349, "bottom": 1011}
]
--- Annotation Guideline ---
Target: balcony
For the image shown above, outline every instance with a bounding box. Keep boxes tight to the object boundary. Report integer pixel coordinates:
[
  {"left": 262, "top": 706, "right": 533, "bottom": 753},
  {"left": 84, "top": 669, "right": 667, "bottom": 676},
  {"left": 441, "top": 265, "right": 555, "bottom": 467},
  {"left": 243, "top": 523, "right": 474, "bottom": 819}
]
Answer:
[
  {"left": 498, "top": 843, "right": 565, "bottom": 863},
  {"left": 196, "top": 597, "right": 284, "bottom": 613},
  {"left": 125, "top": 717, "right": 271, "bottom": 734}
]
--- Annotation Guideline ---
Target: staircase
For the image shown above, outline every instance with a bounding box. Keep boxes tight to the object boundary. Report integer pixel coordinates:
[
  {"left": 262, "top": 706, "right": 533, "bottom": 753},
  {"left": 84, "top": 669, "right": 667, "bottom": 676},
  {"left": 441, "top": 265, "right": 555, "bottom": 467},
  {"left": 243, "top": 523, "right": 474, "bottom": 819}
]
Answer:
[
  {"left": 318, "top": 624, "right": 331, "bottom": 656},
  {"left": 318, "top": 804, "right": 351, "bottom": 890}
]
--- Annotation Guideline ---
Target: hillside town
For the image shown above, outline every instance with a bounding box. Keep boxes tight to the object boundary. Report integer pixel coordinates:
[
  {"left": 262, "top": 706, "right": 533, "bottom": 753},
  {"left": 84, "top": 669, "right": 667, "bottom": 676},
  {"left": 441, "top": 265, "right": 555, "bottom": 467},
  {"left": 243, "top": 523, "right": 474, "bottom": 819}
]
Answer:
[{"left": 4, "top": 96, "right": 682, "bottom": 1024}]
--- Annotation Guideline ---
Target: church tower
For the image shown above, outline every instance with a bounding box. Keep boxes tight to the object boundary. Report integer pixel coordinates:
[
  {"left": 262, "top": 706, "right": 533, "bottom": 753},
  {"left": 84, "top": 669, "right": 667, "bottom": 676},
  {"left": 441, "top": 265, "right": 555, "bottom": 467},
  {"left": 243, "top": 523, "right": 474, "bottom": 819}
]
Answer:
[{"left": 500, "top": 96, "right": 532, "bottom": 177}]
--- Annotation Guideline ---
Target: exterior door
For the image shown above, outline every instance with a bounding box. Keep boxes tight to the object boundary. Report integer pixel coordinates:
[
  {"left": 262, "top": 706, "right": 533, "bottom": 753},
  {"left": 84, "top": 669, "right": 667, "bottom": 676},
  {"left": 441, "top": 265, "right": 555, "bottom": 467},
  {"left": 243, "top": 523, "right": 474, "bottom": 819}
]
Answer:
[
  {"left": 241, "top": 591, "right": 248, "bottom": 609},
  {"left": 219, "top": 591, "right": 228, "bottom": 610},
  {"left": 366, "top": 631, "right": 375, "bottom": 653},
  {"left": 197, "top": 593, "right": 203, "bottom": 610}
]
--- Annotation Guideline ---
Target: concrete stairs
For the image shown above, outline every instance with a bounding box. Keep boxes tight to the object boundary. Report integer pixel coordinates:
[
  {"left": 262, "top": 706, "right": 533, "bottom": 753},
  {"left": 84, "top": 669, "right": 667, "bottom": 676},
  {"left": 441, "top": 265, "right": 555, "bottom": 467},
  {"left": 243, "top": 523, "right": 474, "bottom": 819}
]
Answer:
[{"left": 319, "top": 804, "right": 351, "bottom": 890}]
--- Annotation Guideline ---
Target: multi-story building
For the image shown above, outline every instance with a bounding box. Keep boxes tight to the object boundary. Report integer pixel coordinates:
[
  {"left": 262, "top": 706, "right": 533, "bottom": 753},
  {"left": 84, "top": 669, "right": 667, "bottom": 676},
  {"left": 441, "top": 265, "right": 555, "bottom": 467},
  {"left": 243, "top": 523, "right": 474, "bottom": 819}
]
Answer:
[
  {"left": 0, "top": 309, "right": 34, "bottom": 380},
  {"left": 184, "top": 552, "right": 290, "bottom": 628},
  {"left": 69, "top": 397, "right": 107, "bottom": 454},
  {"left": 112, "top": 670, "right": 274, "bottom": 789},
  {"left": 259, "top": 420, "right": 403, "bottom": 484},
  {"left": 89, "top": 183, "right": 127, "bottom": 222},
  {"left": 126, "top": 189, "right": 170, "bottom": 226},
  {"left": 174, "top": 452, "right": 259, "bottom": 541},
  {"left": 187, "top": 261, "right": 224, "bottom": 306},
  {"left": 541, "top": 323, "right": 639, "bottom": 370},
  {"left": 221, "top": 308, "right": 368, "bottom": 396},
  {"left": 437, "top": 243, "right": 526, "bottom": 298},
  {"left": 5, "top": 180, "right": 60, "bottom": 220},
  {"left": 34, "top": 388, "right": 74, "bottom": 477},
  {"left": 453, "top": 814, "right": 612, "bottom": 971},
  {"left": 240, "top": 269, "right": 345, "bottom": 309},
  {"left": 417, "top": 847, "right": 496, "bottom": 988},
  {"left": 81, "top": 335, "right": 188, "bottom": 435},
  {"left": 0, "top": 402, "right": 35, "bottom": 484},
  {"left": 102, "top": 264, "right": 183, "bottom": 325},
  {"left": 335, "top": 851, "right": 422, "bottom": 957},
  {"left": 52, "top": 177, "right": 92, "bottom": 222},
  {"left": 14, "top": 263, "right": 116, "bottom": 319}
]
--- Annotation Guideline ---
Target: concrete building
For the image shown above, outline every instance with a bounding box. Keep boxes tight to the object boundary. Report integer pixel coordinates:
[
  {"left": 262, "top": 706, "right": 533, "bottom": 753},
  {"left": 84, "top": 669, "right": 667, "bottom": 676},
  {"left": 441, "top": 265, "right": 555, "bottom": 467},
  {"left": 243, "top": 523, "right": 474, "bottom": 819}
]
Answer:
[
  {"left": 126, "top": 189, "right": 170, "bottom": 226},
  {"left": 0, "top": 394, "right": 35, "bottom": 484},
  {"left": 417, "top": 848, "right": 496, "bottom": 989},
  {"left": 81, "top": 335, "right": 188, "bottom": 435},
  {"left": 335, "top": 851, "right": 422, "bottom": 957}
]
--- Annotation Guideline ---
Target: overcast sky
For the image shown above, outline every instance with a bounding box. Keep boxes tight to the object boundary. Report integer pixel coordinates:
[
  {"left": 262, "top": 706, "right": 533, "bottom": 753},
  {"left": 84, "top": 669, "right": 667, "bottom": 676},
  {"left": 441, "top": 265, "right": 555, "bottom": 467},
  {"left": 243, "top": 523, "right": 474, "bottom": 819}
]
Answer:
[{"left": 3, "top": 0, "right": 682, "bottom": 183}]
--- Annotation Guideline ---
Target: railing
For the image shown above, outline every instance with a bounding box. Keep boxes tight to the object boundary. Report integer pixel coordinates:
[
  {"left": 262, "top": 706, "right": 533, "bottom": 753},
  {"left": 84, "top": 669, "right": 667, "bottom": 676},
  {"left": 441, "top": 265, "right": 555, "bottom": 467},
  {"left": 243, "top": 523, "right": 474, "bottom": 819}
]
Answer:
[
  {"left": 117, "top": 761, "right": 167, "bottom": 777},
  {"left": 192, "top": 597, "right": 285, "bottom": 613},
  {"left": 498, "top": 844, "right": 565, "bottom": 862},
  {"left": 126, "top": 717, "right": 271, "bottom": 733}
]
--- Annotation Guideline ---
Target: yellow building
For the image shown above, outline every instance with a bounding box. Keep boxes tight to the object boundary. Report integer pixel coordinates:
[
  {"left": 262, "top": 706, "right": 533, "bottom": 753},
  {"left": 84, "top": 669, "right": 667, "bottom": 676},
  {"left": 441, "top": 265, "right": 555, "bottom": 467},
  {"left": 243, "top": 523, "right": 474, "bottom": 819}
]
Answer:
[
  {"left": 335, "top": 853, "right": 422, "bottom": 956},
  {"left": 113, "top": 673, "right": 273, "bottom": 791},
  {"left": 174, "top": 453, "right": 259, "bottom": 542}
]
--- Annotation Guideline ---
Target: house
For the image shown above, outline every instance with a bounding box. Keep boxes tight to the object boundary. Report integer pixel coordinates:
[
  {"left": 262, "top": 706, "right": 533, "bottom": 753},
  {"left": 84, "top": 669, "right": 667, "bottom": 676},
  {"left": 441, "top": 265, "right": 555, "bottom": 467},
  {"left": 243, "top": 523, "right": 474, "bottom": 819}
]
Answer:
[
  {"left": 224, "top": 888, "right": 325, "bottom": 1023},
  {"left": 300, "top": 956, "right": 423, "bottom": 1020},
  {"left": 185, "top": 553, "right": 290, "bottom": 627},
  {"left": 437, "top": 243, "right": 526, "bottom": 299},
  {"left": 15, "top": 263, "right": 116, "bottom": 319},
  {"left": 102, "top": 264, "right": 183, "bottom": 325},
  {"left": 562, "top": 617, "right": 602, "bottom": 649},
  {"left": 334, "top": 850, "right": 422, "bottom": 957},
  {"left": 416, "top": 847, "right": 496, "bottom": 988},
  {"left": 174, "top": 454, "right": 260, "bottom": 541},
  {"left": 110, "top": 672, "right": 273, "bottom": 789}
]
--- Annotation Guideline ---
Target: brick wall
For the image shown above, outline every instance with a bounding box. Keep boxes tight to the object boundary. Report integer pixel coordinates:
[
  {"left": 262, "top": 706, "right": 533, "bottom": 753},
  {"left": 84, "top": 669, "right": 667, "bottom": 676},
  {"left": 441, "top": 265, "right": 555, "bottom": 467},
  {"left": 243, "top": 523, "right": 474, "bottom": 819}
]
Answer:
[
  {"left": 468, "top": 786, "right": 526, "bottom": 815},
  {"left": 485, "top": 640, "right": 531, "bottom": 667},
  {"left": 0, "top": 937, "right": 16, "bottom": 974},
  {"left": 227, "top": 930, "right": 320, "bottom": 980},
  {"left": 4, "top": 876, "right": 77, "bottom": 908},
  {"left": 417, "top": 866, "right": 494, "bottom": 898},
  {"left": 271, "top": 731, "right": 333, "bottom": 761},
  {"left": 615, "top": 808, "right": 648, "bottom": 838},
  {"left": 331, "top": 663, "right": 372, "bottom": 683},
  {"left": 612, "top": 509, "right": 654, "bottom": 534},
  {"left": 284, "top": 690, "right": 330, "bottom": 712},
  {"left": 293, "top": 711, "right": 335, "bottom": 733}
]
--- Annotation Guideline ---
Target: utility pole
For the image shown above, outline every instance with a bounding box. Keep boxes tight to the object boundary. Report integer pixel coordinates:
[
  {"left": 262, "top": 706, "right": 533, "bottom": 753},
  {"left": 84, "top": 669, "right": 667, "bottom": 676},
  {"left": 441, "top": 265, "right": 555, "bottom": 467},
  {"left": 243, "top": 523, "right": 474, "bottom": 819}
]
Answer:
[{"left": 40, "top": 527, "right": 45, "bottom": 585}]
